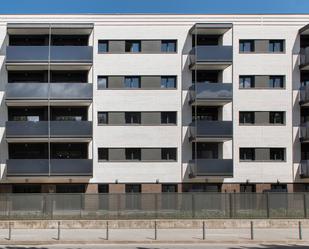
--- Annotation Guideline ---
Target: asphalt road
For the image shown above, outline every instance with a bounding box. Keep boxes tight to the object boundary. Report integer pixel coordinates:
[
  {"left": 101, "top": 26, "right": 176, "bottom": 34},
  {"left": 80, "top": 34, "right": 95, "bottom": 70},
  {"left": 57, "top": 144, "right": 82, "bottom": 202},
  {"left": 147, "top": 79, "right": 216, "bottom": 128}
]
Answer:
[{"left": 0, "top": 244, "right": 308, "bottom": 249}]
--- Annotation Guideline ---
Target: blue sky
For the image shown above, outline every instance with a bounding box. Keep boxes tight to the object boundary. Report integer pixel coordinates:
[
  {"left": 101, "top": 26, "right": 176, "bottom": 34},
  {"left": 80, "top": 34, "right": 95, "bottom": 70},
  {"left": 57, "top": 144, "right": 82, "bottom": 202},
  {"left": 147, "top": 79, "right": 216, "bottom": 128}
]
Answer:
[{"left": 0, "top": 0, "right": 308, "bottom": 14}]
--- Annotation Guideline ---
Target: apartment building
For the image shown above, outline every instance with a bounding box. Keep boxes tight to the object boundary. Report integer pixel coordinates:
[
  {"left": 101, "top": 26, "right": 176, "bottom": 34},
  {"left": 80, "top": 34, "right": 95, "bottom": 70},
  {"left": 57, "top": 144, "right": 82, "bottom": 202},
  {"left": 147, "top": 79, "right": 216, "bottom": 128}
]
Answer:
[{"left": 0, "top": 14, "right": 308, "bottom": 194}]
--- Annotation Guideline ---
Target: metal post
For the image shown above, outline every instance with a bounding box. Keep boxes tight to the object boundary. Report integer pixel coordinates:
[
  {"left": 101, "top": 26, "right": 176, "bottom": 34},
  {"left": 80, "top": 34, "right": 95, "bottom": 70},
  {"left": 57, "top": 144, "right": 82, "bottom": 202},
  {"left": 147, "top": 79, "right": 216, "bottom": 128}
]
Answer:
[
  {"left": 191, "top": 194, "right": 195, "bottom": 218},
  {"left": 57, "top": 221, "right": 61, "bottom": 240},
  {"left": 154, "top": 220, "right": 157, "bottom": 240},
  {"left": 304, "top": 193, "right": 307, "bottom": 218},
  {"left": 202, "top": 221, "right": 206, "bottom": 240},
  {"left": 299, "top": 221, "right": 302, "bottom": 240},
  {"left": 266, "top": 192, "right": 270, "bottom": 218},
  {"left": 250, "top": 221, "right": 254, "bottom": 240},
  {"left": 106, "top": 221, "right": 109, "bottom": 240},
  {"left": 229, "top": 193, "right": 233, "bottom": 218},
  {"left": 8, "top": 222, "right": 12, "bottom": 240},
  {"left": 154, "top": 193, "right": 158, "bottom": 219}
]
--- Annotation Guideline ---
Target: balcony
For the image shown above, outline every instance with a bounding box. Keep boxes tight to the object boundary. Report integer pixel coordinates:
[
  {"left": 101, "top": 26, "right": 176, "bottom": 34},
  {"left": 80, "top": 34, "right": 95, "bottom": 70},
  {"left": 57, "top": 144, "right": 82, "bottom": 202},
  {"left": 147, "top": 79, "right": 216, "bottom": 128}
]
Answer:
[
  {"left": 300, "top": 160, "right": 309, "bottom": 178},
  {"left": 299, "top": 85, "right": 309, "bottom": 106},
  {"left": 5, "top": 83, "right": 92, "bottom": 105},
  {"left": 6, "top": 121, "right": 92, "bottom": 141},
  {"left": 189, "top": 46, "right": 233, "bottom": 70},
  {"left": 300, "top": 122, "right": 309, "bottom": 142},
  {"left": 6, "top": 159, "right": 93, "bottom": 177},
  {"left": 300, "top": 47, "right": 309, "bottom": 70},
  {"left": 189, "top": 120, "right": 233, "bottom": 142},
  {"left": 6, "top": 46, "right": 93, "bottom": 63},
  {"left": 189, "top": 159, "right": 233, "bottom": 177},
  {"left": 190, "top": 83, "right": 232, "bottom": 105},
  {"left": 6, "top": 46, "right": 93, "bottom": 71}
]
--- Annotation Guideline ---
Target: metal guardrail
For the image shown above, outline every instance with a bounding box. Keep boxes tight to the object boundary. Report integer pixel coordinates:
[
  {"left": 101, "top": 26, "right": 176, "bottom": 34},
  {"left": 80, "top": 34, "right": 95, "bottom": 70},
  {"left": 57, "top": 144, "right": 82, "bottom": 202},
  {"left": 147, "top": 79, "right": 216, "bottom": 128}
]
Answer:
[{"left": 0, "top": 193, "right": 307, "bottom": 220}]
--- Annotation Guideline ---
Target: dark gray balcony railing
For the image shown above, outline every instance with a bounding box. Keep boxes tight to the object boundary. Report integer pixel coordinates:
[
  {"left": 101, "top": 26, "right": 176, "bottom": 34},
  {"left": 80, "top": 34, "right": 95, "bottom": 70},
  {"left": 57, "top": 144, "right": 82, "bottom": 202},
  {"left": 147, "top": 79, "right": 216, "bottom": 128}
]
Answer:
[
  {"left": 6, "top": 46, "right": 93, "bottom": 63},
  {"left": 5, "top": 83, "right": 93, "bottom": 101},
  {"left": 190, "top": 159, "right": 233, "bottom": 177},
  {"left": 50, "top": 121, "right": 92, "bottom": 138},
  {"left": 190, "top": 83, "right": 232, "bottom": 103},
  {"left": 6, "top": 121, "right": 92, "bottom": 138},
  {"left": 300, "top": 47, "right": 309, "bottom": 68},
  {"left": 50, "top": 159, "right": 93, "bottom": 176},
  {"left": 300, "top": 122, "right": 309, "bottom": 141},
  {"left": 6, "top": 121, "right": 48, "bottom": 137},
  {"left": 6, "top": 159, "right": 93, "bottom": 177},
  {"left": 6, "top": 159, "right": 49, "bottom": 176},
  {"left": 190, "top": 46, "right": 233, "bottom": 64},
  {"left": 299, "top": 85, "right": 309, "bottom": 105},
  {"left": 300, "top": 160, "right": 309, "bottom": 178},
  {"left": 190, "top": 120, "right": 233, "bottom": 140}
]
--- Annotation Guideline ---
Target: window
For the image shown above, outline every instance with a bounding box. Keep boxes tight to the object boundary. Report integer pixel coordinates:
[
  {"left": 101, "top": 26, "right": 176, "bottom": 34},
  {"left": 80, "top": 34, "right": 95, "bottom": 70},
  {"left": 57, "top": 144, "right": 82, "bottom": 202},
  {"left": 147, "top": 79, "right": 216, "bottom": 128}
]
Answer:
[
  {"left": 240, "top": 184, "right": 256, "bottom": 193},
  {"left": 240, "top": 148, "right": 255, "bottom": 161},
  {"left": 162, "top": 184, "right": 177, "bottom": 192},
  {"left": 124, "top": 76, "right": 141, "bottom": 88},
  {"left": 98, "top": 184, "right": 109, "bottom": 193},
  {"left": 269, "top": 40, "right": 284, "bottom": 52},
  {"left": 270, "top": 184, "right": 287, "bottom": 192},
  {"left": 98, "top": 112, "right": 108, "bottom": 124},
  {"left": 161, "top": 148, "right": 177, "bottom": 161},
  {"left": 12, "top": 184, "right": 41, "bottom": 193},
  {"left": 126, "top": 184, "right": 141, "bottom": 193},
  {"left": 270, "top": 148, "right": 285, "bottom": 161},
  {"left": 125, "top": 112, "right": 141, "bottom": 124},
  {"left": 98, "top": 76, "right": 108, "bottom": 89},
  {"left": 269, "top": 76, "right": 284, "bottom": 88},
  {"left": 98, "top": 148, "right": 108, "bottom": 161},
  {"left": 269, "top": 112, "right": 284, "bottom": 124},
  {"left": 161, "top": 40, "right": 177, "bottom": 52},
  {"left": 239, "top": 112, "right": 255, "bottom": 124},
  {"left": 239, "top": 76, "right": 255, "bottom": 88},
  {"left": 98, "top": 40, "right": 108, "bottom": 53},
  {"left": 125, "top": 148, "right": 141, "bottom": 160},
  {"left": 161, "top": 76, "right": 176, "bottom": 88},
  {"left": 239, "top": 40, "right": 255, "bottom": 52},
  {"left": 161, "top": 112, "right": 177, "bottom": 124},
  {"left": 125, "top": 40, "right": 141, "bottom": 52}
]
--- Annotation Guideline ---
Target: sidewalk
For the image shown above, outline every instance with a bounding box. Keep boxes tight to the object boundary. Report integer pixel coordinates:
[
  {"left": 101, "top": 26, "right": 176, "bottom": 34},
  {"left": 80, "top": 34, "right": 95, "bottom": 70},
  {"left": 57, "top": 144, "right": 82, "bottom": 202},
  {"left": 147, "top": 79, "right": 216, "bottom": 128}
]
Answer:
[{"left": 0, "top": 228, "right": 308, "bottom": 244}]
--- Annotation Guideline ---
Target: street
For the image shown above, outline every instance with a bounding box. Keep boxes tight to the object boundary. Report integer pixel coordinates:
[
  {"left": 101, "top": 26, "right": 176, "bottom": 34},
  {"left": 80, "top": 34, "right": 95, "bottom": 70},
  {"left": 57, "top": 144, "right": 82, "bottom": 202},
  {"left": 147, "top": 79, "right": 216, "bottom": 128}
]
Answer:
[{"left": 0, "top": 244, "right": 308, "bottom": 249}]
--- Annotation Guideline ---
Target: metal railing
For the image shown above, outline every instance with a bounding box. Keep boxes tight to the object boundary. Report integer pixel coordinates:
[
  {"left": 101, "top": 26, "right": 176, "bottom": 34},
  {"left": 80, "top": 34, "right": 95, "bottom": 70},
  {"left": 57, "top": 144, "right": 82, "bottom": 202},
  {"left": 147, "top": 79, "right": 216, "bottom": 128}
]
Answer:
[
  {"left": 5, "top": 83, "right": 93, "bottom": 100},
  {"left": 0, "top": 193, "right": 308, "bottom": 220}
]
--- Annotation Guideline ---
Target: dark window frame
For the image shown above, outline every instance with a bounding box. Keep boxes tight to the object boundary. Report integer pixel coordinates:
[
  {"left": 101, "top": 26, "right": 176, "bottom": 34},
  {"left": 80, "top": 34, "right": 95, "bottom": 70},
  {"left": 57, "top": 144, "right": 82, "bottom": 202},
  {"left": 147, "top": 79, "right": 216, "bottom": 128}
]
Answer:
[
  {"left": 239, "top": 40, "right": 255, "bottom": 52},
  {"left": 98, "top": 112, "right": 108, "bottom": 125},
  {"left": 239, "top": 75, "right": 255, "bottom": 88},
  {"left": 269, "top": 112, "right": 285, "bottom": 125},
  {"left": 161, "top": 112, "right": 177, "bottom": 125},
  {"left": 98, "top": 40, "right": 109, "bottom": 53},
  {"left": 97, "top": 76, "right": 108, "bottom": 89},
  {"left": 124, "top": 76, "right": 141, "bottom": 88},
  {"left": 125, "top": 40, "right": 141, "bottom": 52},
  {"left": 269, "top": 40, "right": 284, "bottom": 53},
  {"left": 239, "top": 148, "right": 255, "bottom": 161},
  {"left": 161, "top": 40, "right": 177, "bottom": 52},
  {"left": 269, "top": 76, "right": 285, "bottom": 88},
  {"left": 239, "top": 112, "right": 255, "bottom": 124},
  {"left": 125, "top": 148, "right": 141, "bottom": 161},
  {"left": 125, "top": 112, "right": 141, "bottom": 124},
  {"left": 270, "top": 148, "right": 285, "bottom": 161},
  {"left": 98, "top": 148, "right": 109, "bottom": 161},
  {"left": 161, "top": 148, "right": 177, "bottom": 161},
  {"left": 161, "top": 76, "right": 177, "bottom": 89}
]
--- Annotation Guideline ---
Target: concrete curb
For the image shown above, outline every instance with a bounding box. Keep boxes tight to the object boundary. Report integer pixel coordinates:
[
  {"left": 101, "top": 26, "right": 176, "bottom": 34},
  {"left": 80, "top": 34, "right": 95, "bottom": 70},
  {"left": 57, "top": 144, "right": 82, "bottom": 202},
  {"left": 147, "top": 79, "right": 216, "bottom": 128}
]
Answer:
[{"left": 0, "top": 240, "right": 308, "bottom": 245}]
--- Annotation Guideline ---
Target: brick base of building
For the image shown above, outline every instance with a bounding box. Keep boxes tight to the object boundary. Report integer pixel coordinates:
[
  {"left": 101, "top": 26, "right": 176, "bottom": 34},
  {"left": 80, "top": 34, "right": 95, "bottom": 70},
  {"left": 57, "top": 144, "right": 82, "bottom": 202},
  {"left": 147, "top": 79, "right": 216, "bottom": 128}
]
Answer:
[{"left": 0, "top": 183, "right": 309, "bottom": 193}]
